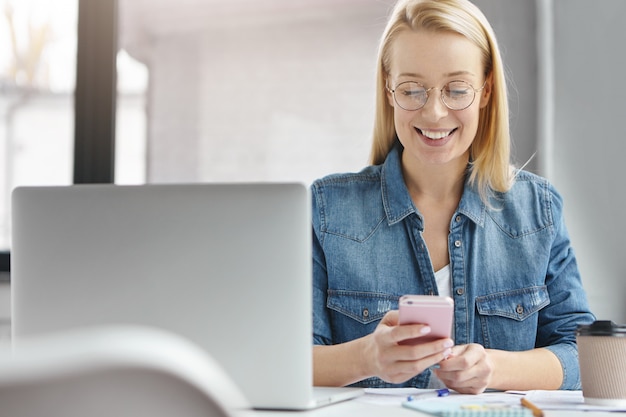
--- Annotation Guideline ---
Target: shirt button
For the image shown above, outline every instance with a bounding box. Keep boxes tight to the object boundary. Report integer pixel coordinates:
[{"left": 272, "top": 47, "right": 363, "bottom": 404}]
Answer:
[
  {"left": 455, "top": 215, "right": 461, "bottom": 222},
  {"left": 363, "top": 308, "right": 369, "bottom": 318},
  {"left": 516, "top": 304, "right": 524, "bottom": 315},
  {"left": 456, "top": 288, "right": 465, "bottom": 296},
  {"left": 454, "top": 240, "right": 462, "bottom": 248}
]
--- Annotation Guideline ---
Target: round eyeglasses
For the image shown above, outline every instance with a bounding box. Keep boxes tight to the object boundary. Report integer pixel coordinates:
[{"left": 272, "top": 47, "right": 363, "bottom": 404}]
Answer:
[{"left": 387, "top": 79, "right": 486, "bottom": 111}]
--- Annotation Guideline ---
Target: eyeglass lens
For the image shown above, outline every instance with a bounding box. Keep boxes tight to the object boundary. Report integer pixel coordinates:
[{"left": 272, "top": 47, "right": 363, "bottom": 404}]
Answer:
[{"left": 393, "top": 80, "right": 476, "bottom": 111}]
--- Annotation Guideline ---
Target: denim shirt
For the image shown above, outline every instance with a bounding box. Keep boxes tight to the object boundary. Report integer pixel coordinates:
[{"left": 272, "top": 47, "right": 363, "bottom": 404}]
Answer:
[{"left": 311, "top": 143, "right": 594, "bottom": 390}]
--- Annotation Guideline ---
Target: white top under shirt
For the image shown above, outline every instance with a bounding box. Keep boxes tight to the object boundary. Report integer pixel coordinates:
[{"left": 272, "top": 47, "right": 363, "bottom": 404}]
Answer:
[{"left": 435, "top": 264, "right": 452, "bottom": 298}]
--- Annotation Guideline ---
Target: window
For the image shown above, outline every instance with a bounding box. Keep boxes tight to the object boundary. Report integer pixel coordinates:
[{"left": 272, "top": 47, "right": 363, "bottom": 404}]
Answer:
[
  {"left": 116, "top": 49, "right": 147, "bottom": 184},
  {"left": 0, "top": 0, "right": 78, "bottom": 271}
]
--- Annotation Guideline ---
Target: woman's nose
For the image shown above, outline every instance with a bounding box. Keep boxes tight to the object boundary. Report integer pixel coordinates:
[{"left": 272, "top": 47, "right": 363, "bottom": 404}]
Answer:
[{"left": 420, "top": 89, "right": 449, "bottom": 121}]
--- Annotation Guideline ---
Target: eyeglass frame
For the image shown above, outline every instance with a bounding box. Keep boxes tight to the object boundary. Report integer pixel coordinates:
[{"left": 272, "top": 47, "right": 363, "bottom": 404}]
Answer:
[{"left": 386, "top": 79, "right": 487, "bottom": 111}]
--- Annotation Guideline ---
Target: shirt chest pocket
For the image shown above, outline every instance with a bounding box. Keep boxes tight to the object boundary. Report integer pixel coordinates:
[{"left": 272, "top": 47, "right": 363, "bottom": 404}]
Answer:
[
  {"left": 326, "top": 290, "right": 398, "bottom": 343},
  {"left": 475, "top": 286, "right": 549, "bottom": 349},
  {"left": 476, "top": 286, "right": 549, "bottom": 320}
]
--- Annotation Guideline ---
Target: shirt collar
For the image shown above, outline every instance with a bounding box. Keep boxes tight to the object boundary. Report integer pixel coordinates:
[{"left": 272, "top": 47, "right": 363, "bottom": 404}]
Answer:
[
  {"left": 380, "top": 141, "right": 486, "bottom": 227},
  {"left": 457, "top": 179, "right": 486, "bottom": 227},
  {"left": 381, "top": 142, "right": 418, "bottom": 225}
]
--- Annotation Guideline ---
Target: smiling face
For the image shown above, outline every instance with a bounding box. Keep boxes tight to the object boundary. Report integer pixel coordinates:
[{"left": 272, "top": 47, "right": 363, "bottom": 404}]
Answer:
[{"left": 386, "top": 29, "right": 491, "bottom": 172}]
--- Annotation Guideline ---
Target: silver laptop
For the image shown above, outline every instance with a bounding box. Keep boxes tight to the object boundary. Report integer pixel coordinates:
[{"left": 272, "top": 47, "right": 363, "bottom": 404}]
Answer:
[{"left": 11, "top": 183, "right": 362, "bottom": 410}]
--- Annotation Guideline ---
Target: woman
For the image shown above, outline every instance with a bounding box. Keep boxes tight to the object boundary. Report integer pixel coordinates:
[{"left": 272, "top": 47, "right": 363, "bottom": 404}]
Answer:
[{"left": 311, "top": 0, "right": 594, "bottom": 394}]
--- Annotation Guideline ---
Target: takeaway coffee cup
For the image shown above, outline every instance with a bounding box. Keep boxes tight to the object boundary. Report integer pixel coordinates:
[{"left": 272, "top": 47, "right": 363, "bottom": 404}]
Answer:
[{"left": 577, "top": 320, "right": 626, "bottom": 406}]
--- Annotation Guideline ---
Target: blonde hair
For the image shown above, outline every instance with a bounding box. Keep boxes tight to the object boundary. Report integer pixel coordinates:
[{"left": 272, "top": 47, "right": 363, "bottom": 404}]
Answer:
[{"left": 370, "top": 0, "right": 513, "bottom": 202}]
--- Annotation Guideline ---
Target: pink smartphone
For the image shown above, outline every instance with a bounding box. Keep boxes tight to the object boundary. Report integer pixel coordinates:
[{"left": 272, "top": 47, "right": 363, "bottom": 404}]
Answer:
[{"left": 398, "top": 295, "right": 454, "bottom": 345}]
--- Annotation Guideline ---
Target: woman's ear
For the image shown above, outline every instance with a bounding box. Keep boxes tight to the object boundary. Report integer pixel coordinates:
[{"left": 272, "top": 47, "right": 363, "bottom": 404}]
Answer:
[
  {"left": 479, "top": 72, "right": 493, "bottom": 108},
  {"left": 385, "top": 78, "right": 395, "bottom": 108}
]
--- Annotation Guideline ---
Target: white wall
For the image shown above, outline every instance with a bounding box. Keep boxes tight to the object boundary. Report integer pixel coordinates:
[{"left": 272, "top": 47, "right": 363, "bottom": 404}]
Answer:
[
  {"left": 550, "top": 0, "right": 626, "bottom": 322},
  {"left": 123, "top": 1, "right": 391, "bottom": 185}
]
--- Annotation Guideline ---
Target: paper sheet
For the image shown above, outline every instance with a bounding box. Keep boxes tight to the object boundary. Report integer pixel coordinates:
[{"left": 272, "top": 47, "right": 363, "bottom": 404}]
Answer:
[
  {"left": 523, "top": 390, "right": 626, "bottom": 412},
  {"left": 359, "top": 389, "right": 524, "bottom": 407},
  {"left": 358, "top": 388, "right": 626, "bottom": 413}
]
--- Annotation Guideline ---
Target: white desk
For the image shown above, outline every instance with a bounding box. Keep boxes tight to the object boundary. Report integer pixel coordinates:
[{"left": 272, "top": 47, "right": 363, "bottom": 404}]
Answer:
[{"left": 240, "top": 395, "right": 621, "bottom": 417}]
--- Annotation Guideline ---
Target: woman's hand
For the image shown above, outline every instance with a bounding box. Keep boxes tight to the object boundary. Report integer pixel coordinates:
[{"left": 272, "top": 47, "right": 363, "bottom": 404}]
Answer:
[
  {"left": 433, "top": 346, "right": 564, "bottom": 393},
  {"left": 364, "top": 310, "right": 454, "bottom": 384},
  {"left": 434, "top": 343, "right": 493, "bottom": 394}
]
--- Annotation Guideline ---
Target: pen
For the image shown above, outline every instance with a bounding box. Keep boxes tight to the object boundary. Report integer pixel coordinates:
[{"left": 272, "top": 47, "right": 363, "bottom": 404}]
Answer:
[
  {"left": 520, "top": 397, "right": 544, "bottom": 417},
  {"left": 407, "top": 388, "right": 450, "bottom": 401}
]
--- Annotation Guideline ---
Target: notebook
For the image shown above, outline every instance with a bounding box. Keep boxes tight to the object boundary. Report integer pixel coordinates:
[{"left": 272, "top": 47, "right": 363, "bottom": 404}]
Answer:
[
  {"left": 11, "top": 183, "right": 362, "bottom": 410},
  {"left": 402, "top": 400, "right": 533, "bottom": 417}
]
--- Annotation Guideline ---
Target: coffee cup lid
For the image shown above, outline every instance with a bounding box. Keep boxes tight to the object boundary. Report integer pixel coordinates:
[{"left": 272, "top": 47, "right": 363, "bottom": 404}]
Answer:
[{"left": 577, "top": 320, "right": 626, "bottom": 336}]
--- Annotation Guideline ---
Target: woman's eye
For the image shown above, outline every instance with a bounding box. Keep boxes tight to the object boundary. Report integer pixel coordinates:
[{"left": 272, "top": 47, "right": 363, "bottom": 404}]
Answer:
[
  {"left": 401, "top": 89, "right": 425, "bottom": 98},
  {"left": 447, "top": 88, "right": 469, "bottom": 98}
]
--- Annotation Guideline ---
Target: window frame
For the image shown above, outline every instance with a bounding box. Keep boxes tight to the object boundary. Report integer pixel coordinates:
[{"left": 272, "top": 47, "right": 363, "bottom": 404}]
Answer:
[{"left": 74, "top": 0, "right": 118, "bottom": 184}]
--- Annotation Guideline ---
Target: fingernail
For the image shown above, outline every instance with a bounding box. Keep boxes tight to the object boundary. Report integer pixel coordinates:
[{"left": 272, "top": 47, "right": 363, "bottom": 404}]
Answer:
[
  {"left": 421, "top": 326, "right": 431, "bottom": 334},
  {"left": 443, "top": 339, "right": 454, "bottom": 348},
  {"left": 443, "top": 348, "right": 452, "bottom": 358}
]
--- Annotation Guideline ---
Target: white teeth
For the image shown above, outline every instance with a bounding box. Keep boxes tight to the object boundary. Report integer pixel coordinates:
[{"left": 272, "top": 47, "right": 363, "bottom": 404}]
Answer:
[{"left": 420, "top": 129, "right": 453, "bottom": 140}]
